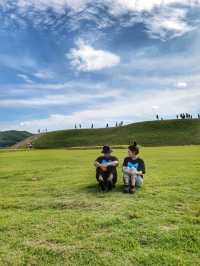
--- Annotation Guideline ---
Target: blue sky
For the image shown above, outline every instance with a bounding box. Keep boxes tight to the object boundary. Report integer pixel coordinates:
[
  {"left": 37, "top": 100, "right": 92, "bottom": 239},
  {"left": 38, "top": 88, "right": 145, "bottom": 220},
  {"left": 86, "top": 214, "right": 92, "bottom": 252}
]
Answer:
[{"left": 0, "top": 0, "right": 200, "bottom": 132}]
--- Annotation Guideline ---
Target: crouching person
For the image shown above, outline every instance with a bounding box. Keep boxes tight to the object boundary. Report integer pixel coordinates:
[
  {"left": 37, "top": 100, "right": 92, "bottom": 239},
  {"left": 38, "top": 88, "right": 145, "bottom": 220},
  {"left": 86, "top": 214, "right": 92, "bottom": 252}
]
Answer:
[
  {"left": 123, "top": 142, "right": 145, "bottom": 194},
  {"left": 95, "top": 146, "right": 119, "bottom": 191}
]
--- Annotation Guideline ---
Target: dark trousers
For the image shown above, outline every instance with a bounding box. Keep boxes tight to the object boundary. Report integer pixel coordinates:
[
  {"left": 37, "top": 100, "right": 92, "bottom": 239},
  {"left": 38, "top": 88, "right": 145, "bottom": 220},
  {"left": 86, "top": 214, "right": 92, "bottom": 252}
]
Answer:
[{"left": 96, "top": 167, "right": 117, "bottom": 188}]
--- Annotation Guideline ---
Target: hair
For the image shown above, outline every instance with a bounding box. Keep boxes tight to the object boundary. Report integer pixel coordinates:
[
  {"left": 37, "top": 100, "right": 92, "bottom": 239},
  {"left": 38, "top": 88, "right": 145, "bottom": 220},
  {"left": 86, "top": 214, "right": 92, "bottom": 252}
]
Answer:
[{"left": 128, "top": 141, "right": 139, "bottom": 155}]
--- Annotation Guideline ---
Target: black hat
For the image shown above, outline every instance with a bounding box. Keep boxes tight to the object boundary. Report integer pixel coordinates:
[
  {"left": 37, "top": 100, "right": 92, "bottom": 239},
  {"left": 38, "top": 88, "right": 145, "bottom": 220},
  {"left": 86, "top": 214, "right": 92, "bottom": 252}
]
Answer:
[{"left": 101, "top": 145, "right": 112, "bottom": 154}]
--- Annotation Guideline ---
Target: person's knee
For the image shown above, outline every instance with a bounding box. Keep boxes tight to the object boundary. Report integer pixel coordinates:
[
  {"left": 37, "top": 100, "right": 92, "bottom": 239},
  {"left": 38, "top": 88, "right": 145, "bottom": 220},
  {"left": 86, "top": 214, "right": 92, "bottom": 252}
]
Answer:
[
  {"left": 123, "top": 175, "right": 130, "bottom": 193},
  {"left": 123, "top": 175, "right": 130, "bottom": 185},
  {"left": 97, "top": 175, "right": 104, "bottom": 182},
  {"left": 130, "top": 175, "right": 136, "bottom": 186},
  {"left": 107, "top": 174, "right": 113, "bottom": 182}
]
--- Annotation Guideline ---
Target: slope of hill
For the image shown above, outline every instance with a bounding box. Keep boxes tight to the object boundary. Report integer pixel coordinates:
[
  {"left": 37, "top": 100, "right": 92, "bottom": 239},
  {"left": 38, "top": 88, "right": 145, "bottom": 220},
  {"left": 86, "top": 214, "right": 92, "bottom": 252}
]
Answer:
[
  {"left": 0, "top": 131, "right": 32, "bottom": 148},
  {"left": 15, "top": 119, "right": 200, "bottom": 149},
  {"left": 12, "top": 134, "right": 39, "bottom": 149}
]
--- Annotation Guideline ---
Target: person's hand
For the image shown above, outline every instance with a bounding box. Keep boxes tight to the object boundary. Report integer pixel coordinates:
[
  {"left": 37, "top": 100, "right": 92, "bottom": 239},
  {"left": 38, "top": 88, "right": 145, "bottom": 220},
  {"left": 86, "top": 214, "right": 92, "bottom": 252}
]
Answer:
[
  {"left": 126, "top": 168, "right": 137, "bottom": 175},
  {"left": 137, "top": 171, "right": 143, "bottom": 176},
  {"left": 100, "top": 164, "right": 107, "bottom": 171},
  {"left": 127, "top": 169, "right": 133, "bottom": 175},
  {"left": 130, "top": 169, "right": 137, "bottom": 175}
]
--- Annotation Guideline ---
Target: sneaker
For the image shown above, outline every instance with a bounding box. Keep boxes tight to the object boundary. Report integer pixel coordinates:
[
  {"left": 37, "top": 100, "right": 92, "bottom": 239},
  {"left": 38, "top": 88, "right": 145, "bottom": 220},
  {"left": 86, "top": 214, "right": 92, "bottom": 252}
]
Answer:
[
  {"left": 107, "top": 181, "right": 113, "bottom": 191},
  {"left": 129, "top": 186, "right": 136, "bottom": 194},
  {"left": 123, "top": 186, "right": 129, "bottom": 193},
  {"left": 99, "top": 182, "right": 105, "bottom": 191}
]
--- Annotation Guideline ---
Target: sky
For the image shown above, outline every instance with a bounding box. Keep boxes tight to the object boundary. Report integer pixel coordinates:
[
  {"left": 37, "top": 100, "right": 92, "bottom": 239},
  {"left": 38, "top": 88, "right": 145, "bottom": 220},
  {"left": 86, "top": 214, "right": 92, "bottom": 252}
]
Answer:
[{"left": 0, "top": 0, "right": 200, "bottom": 133}]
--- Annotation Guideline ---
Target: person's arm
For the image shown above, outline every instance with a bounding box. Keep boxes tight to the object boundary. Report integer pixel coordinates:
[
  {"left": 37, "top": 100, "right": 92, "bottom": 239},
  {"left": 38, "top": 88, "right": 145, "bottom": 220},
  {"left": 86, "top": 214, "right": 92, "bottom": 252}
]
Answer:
[
  {"left": 94, "top": 159, "right": 107, "bottom": 171},
  {"left": 137, "top": 159, "right": 145, "bottom": 176},
  {"left": 122, "top": 158, "right": 133, "bottom": 175},
  {"left": 136, "top": 170, "right": 144, "bottom": 176},
  {"left": 101, "top": 156, "right": 119, "bottom": 167},
  {"left": 107, "top": 160, "right": 119, "bottom": 167},
  {"left": 123, "top": 166, "right": 138, "bottom": 175},
  {"left": 123, "top": 166, "right": 130, "bottom": 174}
]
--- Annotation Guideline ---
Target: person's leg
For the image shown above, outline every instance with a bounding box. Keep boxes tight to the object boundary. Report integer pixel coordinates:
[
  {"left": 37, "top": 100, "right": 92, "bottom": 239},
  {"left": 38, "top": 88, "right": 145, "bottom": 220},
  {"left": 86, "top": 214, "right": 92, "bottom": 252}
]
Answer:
[
  {"left": 111, "top": 170, "right": 117, "bottom": 188},
  {"left": 106, "top": 168, "right": 117, "bottom": 190},
  {"left": 135, "top": 175, "right": 143, "bottom": 188},
  {"left": 130, "top": 174, "right": 137, "bottom": 193},
  {"left": 123, "top": 174, "right": 131, "bottom": 193},
  {"left": 96, "top": 170, "right": 106, "bottom": 191},
  {"left": 107, "top": 173, "right": 114, "bottom": 190}
]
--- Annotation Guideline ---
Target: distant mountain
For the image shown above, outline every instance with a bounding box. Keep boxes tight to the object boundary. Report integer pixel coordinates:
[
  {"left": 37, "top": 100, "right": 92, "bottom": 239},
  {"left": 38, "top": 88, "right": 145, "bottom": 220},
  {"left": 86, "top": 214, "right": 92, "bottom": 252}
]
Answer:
[{"left": 0, "top": 131, "right": 32, "bottom": 148}]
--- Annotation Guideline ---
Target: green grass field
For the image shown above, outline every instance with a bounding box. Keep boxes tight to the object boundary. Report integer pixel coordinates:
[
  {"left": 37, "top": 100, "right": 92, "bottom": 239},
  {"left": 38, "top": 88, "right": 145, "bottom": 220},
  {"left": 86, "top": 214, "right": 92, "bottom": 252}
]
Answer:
[{"left": 0, "top": 146, "right": 200, "bottom": 265}]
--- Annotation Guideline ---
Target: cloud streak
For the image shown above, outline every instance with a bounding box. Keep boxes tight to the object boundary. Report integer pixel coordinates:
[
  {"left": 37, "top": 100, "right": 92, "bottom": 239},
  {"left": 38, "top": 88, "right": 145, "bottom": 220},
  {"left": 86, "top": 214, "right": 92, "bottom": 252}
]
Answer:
[
  {"left": 17, "top": 74, "right": 33, "bottom": 84},
  {"left": 0, "top": 87, "right": 122, "bottom": 107},
  {"left": 1, "top": 85, "right": 199, "bottom": 132}
]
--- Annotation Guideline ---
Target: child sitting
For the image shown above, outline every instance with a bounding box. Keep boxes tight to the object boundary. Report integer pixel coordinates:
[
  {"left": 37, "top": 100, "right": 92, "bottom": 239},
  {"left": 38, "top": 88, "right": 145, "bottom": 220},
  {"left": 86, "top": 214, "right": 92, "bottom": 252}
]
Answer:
[
  {"left": 122, "top": 142, "right": 145, "bottom": 194},
  {"left": 94, "top": 145, "right": 119, "bottom": 191}
]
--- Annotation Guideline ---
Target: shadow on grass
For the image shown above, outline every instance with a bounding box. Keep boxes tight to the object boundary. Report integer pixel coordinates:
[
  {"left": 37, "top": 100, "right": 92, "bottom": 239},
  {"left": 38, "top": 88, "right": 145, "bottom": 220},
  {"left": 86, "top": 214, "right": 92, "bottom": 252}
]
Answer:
[{"left": 81, "top": 183, "right": 125, "bottom": 194}]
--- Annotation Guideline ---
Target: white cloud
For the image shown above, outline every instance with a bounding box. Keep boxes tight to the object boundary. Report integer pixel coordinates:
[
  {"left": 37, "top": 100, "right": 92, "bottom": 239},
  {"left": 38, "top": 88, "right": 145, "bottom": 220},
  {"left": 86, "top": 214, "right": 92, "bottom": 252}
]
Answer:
[
  {"left": 15, "top": 0, "right": 89, "bottom": 13},
  {"left": 145, "top": 7, "right": 195, "bottom": 40},
  {"left": 17, "top": 74, "right": 33, "bottom": 84},
  {"left": 105, "top": 0, "right": 199, "bottom": 39},
  {"left": 176, "top": 81, "right": 187, "bottom": 88},
  {"left": 108, "top": 0, "right": 200, "bottom": 14},
  {"left": 108, "top": 0, "right": 163, "bottom": 15},
  {"left": 9, "top": 0, "right": 200, "bottom": 14},
  {"left": 2, "top": 0, "right": 198, "bottom": 40},
  {"left": 67, "top": 39, "right": 120, "bottom": 71},
  {"left": 152, "top": 105, "right": 159, "bottom": 110}
]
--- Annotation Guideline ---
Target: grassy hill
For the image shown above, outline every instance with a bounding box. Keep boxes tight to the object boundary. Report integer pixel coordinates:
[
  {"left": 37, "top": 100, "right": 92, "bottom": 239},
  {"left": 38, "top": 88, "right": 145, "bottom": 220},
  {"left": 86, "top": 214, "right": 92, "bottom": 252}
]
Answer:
[
  {"left": 0, "top": 130, "right": 32, "bottom": 148},
  {"left": 18, "top": 119, "right": 200, "bottom": 149}
]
